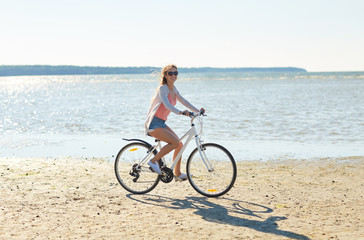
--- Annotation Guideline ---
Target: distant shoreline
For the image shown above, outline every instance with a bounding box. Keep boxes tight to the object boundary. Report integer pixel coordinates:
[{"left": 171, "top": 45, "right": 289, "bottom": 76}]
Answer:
[{"left": 0, "top": 65, "right": 307, "bottom": 77}]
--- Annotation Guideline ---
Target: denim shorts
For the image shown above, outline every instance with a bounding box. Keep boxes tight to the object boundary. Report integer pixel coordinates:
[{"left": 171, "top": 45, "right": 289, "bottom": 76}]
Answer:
[{"left": 148, "top": 116, "right": 167, "bottom": 132}]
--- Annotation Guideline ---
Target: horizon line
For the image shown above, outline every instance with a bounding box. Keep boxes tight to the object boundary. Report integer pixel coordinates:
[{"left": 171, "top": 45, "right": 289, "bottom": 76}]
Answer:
[{"left": 1, "top": 64, "right": 363, "bottom": 73}]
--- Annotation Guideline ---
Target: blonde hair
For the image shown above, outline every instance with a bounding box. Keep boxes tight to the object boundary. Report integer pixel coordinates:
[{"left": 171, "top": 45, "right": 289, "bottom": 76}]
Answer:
[
  {"left": 160, "top": 64, "right": 177, "bottom": 85},
  {"left": 150, "top": 64, "right": 177, "bottom": 103}
]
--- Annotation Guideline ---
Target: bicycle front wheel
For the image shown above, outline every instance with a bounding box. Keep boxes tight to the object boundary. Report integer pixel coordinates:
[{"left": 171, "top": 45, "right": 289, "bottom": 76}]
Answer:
[
  {"left": 187, "top": 143, "right": 237, "bottom": 197},
  {"left": 114, "top": 142, "right": 160, "bottom": 194}
]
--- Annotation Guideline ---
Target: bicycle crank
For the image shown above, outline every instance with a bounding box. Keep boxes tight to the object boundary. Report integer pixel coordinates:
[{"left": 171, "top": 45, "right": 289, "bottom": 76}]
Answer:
[{"left": 160, "top": 167, "right": 173, "bottom": 183}]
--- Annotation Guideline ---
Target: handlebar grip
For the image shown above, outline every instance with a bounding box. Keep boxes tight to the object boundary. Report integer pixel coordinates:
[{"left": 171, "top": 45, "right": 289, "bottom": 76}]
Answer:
[
  {"left": 182, "top": 111, "right": 194, "bottom": 116},
  {"left": 199, "top": 109, "right": 206, "bottom": 116},
  {"left": 183, "top": 110, "right": 205, "bottom": 117}
]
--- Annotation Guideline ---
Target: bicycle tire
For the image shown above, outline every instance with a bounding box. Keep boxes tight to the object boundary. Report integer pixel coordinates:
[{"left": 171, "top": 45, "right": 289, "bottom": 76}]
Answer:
[
  {"left": 186, "top": 143, "right": 237, "bottom": 197},
  {"left": 114, "top": 142, "right": 160, "bottom": 194}
]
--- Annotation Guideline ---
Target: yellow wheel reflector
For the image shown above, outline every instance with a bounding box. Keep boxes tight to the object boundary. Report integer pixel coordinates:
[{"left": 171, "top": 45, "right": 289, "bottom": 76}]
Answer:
[
  {"left": 129, "top": 148, "right": 138, "bottom": 152},
  {"left": 208, "top": 189, "right": 217, "bottom": 192}
]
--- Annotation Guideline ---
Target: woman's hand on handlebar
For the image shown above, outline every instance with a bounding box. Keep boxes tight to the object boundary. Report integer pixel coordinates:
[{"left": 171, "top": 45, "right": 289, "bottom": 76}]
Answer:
[
  {"left": 180, "top": 110, "right": 190, "bottom": 116},
  {"left": 180, "top": 108, "right": 206, "bottom": 117}
]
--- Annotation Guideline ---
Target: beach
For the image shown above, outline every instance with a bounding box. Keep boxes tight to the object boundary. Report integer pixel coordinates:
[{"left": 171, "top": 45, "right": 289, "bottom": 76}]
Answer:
[{"left": 1, "top": 157, "right": 363, "bottom": 239}]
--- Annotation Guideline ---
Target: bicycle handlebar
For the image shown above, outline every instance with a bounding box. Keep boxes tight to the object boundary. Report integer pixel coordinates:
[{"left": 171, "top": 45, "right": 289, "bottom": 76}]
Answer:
[{"left": 182, "top": 109, "right": 206, "bottom": 118}]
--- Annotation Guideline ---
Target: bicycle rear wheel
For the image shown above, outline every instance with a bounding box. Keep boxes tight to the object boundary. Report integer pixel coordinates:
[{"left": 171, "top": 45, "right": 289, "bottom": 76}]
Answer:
[
  {"left": 114, "top": 142, "right": 160, "bottom": 194},
  {"left": 186, "top": 143, "right": 237, "bottom": 197}
]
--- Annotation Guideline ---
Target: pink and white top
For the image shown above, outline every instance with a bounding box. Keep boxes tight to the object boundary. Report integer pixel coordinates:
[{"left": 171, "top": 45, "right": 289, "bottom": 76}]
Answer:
[
  {"left": 144, "top": 84, "right": 199, "bottom": 134},
  {"left": 155, "top": 93, "right": 177, "bottom": 121}
]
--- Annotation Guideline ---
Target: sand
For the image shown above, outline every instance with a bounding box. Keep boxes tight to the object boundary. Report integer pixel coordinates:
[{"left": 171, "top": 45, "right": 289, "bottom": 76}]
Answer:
[{"left": 1, "top": 156, "right": 363, "bottom": 240}]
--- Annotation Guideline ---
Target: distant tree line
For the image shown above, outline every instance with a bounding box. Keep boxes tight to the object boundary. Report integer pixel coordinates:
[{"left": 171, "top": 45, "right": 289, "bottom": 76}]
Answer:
[{"left": 0, "top": 65, "right": 307, "bottom": 76}]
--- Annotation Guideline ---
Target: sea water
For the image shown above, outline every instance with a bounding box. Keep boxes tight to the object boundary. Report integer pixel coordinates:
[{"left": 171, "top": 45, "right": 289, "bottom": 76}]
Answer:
[{"left": 1, "top": 71, "right": 363, "bottom": 161}]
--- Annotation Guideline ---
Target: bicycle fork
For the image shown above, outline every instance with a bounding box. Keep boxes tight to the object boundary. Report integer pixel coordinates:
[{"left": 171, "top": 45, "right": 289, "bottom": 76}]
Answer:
[{"left": 195, "top": 137, "right": 214, "bottom": 172}]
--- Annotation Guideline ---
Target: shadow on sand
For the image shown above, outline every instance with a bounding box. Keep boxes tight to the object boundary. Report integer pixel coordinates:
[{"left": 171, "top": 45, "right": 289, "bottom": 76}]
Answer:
[{"left": 127, "top": 194, "right": 310, "bottom": 240}]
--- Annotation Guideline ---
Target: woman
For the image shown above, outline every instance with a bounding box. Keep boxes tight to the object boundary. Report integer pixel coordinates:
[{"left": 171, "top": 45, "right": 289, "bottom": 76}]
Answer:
[{"left": 145, "top": 64, "right": 204, "bottom": 181}]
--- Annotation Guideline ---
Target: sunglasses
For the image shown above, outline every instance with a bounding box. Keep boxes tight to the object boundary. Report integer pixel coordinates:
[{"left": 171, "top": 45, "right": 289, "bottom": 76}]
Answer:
[{"left": 167, "top": 71, "right": 178, "bottom": 76}]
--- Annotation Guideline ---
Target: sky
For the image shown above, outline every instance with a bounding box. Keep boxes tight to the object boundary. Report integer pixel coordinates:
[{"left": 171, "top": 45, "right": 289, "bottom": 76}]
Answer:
[{"left": 1, "top": 0, "right": 363, "bottom": 72}]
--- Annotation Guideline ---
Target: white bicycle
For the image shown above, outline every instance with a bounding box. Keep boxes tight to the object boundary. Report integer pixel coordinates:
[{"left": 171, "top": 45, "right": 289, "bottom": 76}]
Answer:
[{"left": 114, "top": 111, "right": 237, "bottom": 197}]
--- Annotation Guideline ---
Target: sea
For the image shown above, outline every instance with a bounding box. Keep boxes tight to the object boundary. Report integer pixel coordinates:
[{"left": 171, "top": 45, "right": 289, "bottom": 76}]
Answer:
[{"left": 1, "top": 71, "right": 364, "bottom": 161}]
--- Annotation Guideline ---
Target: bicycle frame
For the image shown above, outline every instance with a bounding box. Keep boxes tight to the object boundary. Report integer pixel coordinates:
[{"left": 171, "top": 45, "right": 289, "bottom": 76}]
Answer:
[{"left": 139, "top": 115, "right": 214, "bottom": 173}]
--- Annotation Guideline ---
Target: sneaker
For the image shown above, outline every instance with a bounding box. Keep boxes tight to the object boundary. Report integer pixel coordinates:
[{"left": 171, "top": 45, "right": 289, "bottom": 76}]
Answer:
[
  {"left": 174, "top": 173, "right": 187, "bottom": 182},
  {"left": 148, "top": 160, "right": 162, "bottom": 175}
]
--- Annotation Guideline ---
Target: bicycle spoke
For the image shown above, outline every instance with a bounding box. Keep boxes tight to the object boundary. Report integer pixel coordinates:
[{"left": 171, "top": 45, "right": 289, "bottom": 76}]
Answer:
[
  {"left": 114, "top": 142, "right": 160, "bottom": 194},
  {"left": 187, "top": 143, "right": 237, "bottom": 197}
]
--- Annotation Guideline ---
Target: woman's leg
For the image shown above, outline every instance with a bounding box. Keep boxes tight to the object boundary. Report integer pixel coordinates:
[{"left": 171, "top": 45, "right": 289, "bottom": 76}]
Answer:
[
  {"left": 164, "top": 126, "right": 184, "bottom": 176},
  {"left": 149, "top": 127, "right": 180, "bottom": 164}
]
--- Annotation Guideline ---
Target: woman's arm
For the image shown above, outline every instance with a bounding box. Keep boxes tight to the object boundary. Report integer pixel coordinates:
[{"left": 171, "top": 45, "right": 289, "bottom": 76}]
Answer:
[
  {"left": 158, "top": 85, "right": 182, "bottom": 114},
  {"left": 175, "top": 88, "right": 199, "bottom": 112}
]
